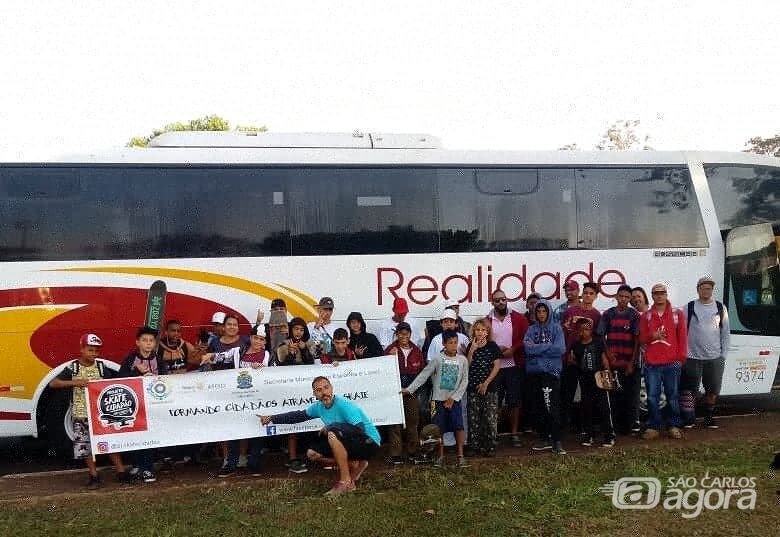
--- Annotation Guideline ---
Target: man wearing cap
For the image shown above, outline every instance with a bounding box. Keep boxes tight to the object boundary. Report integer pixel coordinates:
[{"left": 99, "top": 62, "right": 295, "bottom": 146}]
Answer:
[
  {"left": 49, "top": 334, "right": 130, "bottom": 487},
  {"left": 639, "top": 283, "right": 688, "bottom": 440},
  {"left": 308, "top": 297, "right": 336, "bottom": 362},
  {"left": 553, "top": 280, "right": 581, "bottom": 324},
  {"left": 445, "top": 298, "right": 471, "bottom": 336},
  {"left": 680, "top": 276, "right": 730, "bottom": 429},
  {"left": 426, "top": 309, "right": 470, "bottom": 362},
  {"left": 485, "top": 289, "right": 530, "bottom": 447},
  {"left": 378, "top": 297, "right": 415, "bottom": 348},
  {"left": 208, "top": 311, "right": 226, "bottom": 346}
]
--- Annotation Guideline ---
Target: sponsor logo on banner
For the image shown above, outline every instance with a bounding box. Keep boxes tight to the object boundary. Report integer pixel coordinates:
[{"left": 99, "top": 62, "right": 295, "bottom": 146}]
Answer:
[
  {"left": 88, "top": 378, "right": 148, "bottom": 435},
  {"left": 237, "top": 371, "right": 253, "bottom": 390},
  {"left": 266, "top": 425, "right": 277, "bottom": 435},
  {"left": 97, "top": 384, "right": 139, "bottom": 429},
  {"left": 147, "top": 378, "right": 172, "bottom": 400},
  {"left": 96, "top": 441, "right": 109, "bottom": 453}
]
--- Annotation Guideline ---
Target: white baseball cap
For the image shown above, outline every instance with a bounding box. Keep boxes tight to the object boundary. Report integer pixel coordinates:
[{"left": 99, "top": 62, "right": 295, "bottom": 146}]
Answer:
[
  {"left": 440, "top": 309, "right": 458, "bottom": 320},
  {"left": 211, "top": 311, "right": 226, "bottom": 324}
]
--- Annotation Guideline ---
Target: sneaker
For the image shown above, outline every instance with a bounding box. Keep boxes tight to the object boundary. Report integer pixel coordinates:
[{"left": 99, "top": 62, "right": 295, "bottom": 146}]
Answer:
[
  {"left": 287, "top": 459, "right": 308, "bottom": 474},
  {"left": 511, "top": 435, "right": 523, "bottom": 447},
  {"left": 641, "top": 428, "right": 660, "bottom": 440},
  {"left": 387, "top": 456, "right": 404, "bottom": 466},
  {"left": 601, "top": 436, "right": 616, "bottom": 448},
  {"left": 433, "top": 456, "right": 444, "bottom": 468},
  {"left": 350, "top": 460, "right": 369, "bottom": 482},
  {"left": 85, "top": 473, "right": 100, "bottom": 489},
  {"left": 141, "top": 470, "right": 157, "bottom": 483},
  {"left": 237, "top": 454, "right": 248, "bottom": 468},
  {"left": 580, "top": 435, "right": 594, "bottom": 447},
  {"left": 630, "top": 421, "right": 641, "bottom": 434},
  {"left": 217, "top": 465, "right": 236, "bottom": 478},
  {"left": 531, "top": 440, "right": 553, "bottom": 451},
  {"left": 323, "top": 480, "right": 356, "bottom": 497},
  {"left": 128, "top": 466, "right": 140, "bottom": 479},
  {"left": 458, "top": 456, "right": 470, "bottom": 468},
  {"left": 116, "top": 471, "right": 133, "bottom": 484},
  {"left": 552, "top": 441, "right": 567, "bottom": 455},
  {"left": 704, "top": 416, "right": 719, "bottom": 429},
  {"left": 683, "top": 419, "right": 696, "bottom": 429},
  {"left": 668, "top": 427, "right": 683, "bottom": 439}
]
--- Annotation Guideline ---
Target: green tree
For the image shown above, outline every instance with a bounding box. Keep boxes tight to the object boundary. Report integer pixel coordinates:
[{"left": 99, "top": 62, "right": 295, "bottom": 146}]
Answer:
[
  {"left": 744, "top": 133, "right": 780, "bottom": 157},
  {"left": 127, "top": 115, "right": 267, "bottom": 147},
  {"left": 595, "top": 119, "right": 653, "bottom": 150}
]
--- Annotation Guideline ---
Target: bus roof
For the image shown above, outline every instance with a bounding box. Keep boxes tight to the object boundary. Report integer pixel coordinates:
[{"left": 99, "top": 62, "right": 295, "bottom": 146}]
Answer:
[{"left": 2, "top": 132, "right": 780, "bottom": 167}]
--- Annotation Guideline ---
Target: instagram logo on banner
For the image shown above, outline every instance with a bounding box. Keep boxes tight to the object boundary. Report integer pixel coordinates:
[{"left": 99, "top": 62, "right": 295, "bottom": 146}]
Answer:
[
  {"left": 600, "top": 478, "right": 662, "bottom": 509},
  {"left": 96, "top": 442, "right": 109, "bottom": 453}
]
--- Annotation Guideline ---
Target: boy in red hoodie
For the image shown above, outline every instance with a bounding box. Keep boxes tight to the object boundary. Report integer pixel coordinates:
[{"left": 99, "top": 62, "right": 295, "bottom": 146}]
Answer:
[{"left": 639, "top": 283, "right": 688, "bottom": 440}]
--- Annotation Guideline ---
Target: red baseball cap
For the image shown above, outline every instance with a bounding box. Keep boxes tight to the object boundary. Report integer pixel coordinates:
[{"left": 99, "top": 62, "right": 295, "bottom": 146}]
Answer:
[
  {"left": 392, "top": 297, "right": 409, "bottom": 314},
  {"left": 563, "top": 280, "right": 580, "bottom": 291},
  {"left": 80, "top": 333, "right": 103, "bottom": 347}
]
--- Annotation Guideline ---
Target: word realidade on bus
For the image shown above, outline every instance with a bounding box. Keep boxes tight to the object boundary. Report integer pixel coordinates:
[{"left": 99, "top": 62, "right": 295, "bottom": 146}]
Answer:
[{"left": 377, "top": 262, "right": 626, "bottom": 305}]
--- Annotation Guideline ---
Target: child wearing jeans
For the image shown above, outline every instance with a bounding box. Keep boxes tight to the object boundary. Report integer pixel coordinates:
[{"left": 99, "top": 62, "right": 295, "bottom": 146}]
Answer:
[{"left": 403, "top": 330, "right": 469, "bottom": 468}]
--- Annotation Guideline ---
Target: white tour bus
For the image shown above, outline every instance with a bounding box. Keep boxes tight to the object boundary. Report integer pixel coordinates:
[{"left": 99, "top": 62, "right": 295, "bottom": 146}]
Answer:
[{"left": 0, "top": 131, "right": 778, "bottom": 447}]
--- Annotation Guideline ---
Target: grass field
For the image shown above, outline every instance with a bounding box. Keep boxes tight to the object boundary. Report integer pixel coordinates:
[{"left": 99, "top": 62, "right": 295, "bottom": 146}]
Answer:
[{"left": 2, "top": 434, "right": 779, "bottom": 537}]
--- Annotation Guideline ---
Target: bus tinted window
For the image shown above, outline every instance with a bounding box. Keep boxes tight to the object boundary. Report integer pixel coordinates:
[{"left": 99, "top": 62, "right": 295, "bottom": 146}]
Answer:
[
  {"left": 575, "top": 167, "right": 708, "bottom": 249},
  {"left": 0, "top": 167, "right": 290, "bottom": 260},
  {"left": 288, "top": 168, "right": 438, "bottom": 255},
  {"left": 703, "top": 165, "right": 780, "bottom": 230},
  {"left": 439, "top": 168, "right": 575, "bottom": 251}
]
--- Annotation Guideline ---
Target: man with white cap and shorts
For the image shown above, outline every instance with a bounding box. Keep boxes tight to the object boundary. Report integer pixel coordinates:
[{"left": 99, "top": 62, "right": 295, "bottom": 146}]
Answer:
[{"left": 680, "top": 276, "right": 730, "bottom": 429}]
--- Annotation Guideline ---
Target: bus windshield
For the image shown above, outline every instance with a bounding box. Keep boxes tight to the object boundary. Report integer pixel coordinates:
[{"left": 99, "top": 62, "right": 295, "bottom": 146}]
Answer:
[{"left": 725, "top": 223, "right": 780, "bottom": 335}]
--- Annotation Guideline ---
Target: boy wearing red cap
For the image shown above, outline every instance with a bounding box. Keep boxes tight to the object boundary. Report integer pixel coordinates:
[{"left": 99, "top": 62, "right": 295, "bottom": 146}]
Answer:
[{"left": 49, "top": 334, "right": 130, "bottom": 487}]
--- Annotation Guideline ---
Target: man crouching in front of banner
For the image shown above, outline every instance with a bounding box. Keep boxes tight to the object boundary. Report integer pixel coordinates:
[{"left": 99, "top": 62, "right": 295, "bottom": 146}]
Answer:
[{"left": 259, "top": 376, "right": 381, "bottom": 497}]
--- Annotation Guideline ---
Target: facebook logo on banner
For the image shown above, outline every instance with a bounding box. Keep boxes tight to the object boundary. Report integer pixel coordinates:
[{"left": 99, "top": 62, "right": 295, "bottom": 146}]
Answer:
[{"left": 266, "top": 425, "right": 277, "bottom": 436}]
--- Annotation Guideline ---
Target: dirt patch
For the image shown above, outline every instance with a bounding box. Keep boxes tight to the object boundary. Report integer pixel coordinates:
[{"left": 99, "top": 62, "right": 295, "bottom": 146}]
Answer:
[{"left": 2, "top": 411, "right": 778, "bottom": 503}]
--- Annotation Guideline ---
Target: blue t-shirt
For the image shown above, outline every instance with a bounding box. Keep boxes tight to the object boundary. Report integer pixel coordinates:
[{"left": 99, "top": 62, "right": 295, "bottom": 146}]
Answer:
[{"left": 305, "top": 395, "right": 381, "bottom": 446}]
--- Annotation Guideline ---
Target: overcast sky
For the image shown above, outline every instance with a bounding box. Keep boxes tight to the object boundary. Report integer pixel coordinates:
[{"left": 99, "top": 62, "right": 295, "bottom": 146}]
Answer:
[{"left": 1, "top": 1, "right": 778, "bottom": 159}]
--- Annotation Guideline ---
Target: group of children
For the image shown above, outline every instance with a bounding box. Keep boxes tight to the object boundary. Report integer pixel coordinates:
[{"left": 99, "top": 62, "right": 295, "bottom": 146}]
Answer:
[{"left": 50, "top": 274, "right": 722, "bottom": 486}]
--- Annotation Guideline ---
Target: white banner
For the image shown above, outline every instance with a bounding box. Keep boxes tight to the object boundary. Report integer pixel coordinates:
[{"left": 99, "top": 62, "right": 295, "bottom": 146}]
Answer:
[{"left": 85, "top": 356, "right": 403, "bottom": 454}]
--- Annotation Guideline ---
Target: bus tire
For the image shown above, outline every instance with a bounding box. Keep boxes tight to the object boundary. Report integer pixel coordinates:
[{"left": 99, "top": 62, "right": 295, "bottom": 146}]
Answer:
[{"left": 36, "top": 387, "right": 72, "bottom": 457}]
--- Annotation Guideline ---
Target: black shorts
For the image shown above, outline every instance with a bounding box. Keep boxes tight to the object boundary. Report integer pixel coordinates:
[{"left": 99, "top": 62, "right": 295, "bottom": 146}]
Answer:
[
  {"left": 495, "top": 366, "right": 523, "bottom": 407},
  {"left": 681, "top": 357, "right": 726, "bottom": 396},
  {"left": 308, "top": 423, "right": 380, "bottom": 461}
]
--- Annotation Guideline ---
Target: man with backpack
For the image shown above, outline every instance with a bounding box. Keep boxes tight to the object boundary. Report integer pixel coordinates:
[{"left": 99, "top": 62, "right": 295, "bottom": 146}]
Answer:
[
  {"left": 639, "top": 283, "right": 688, "bottom": 440},
  {"left": 680, "top": 276, "right": 730, "bottom": 429}
]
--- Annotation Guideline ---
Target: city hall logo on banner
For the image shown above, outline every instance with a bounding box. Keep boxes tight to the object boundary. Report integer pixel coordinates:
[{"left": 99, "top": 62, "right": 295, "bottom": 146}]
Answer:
[
  {"left": 97, "top": 384, "right": 140, "bottom": 430},
  {"left": 147, "top": 377, "right": 172, "bottom": 400},
  {"left": 237, "top": 370, "right": 253, "bottom": 390}
]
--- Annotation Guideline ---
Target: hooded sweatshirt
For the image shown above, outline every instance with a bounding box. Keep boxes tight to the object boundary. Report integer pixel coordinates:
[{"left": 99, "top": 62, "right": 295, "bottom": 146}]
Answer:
[
  {"left": 346, "top": 312, "right": 384, "bottom": 358},
  {"left": 523, "top": 300, "right": 566, "bottom": 377},
  {"left": 639, "top": 301, "right": 688, "bottom": 366}
]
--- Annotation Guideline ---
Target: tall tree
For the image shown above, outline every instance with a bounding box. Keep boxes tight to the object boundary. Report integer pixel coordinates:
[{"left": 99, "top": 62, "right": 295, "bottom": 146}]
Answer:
[
  {"left": 744, "top": 133, "right": 780, "bottom": 157},
  {"left": 127, "top": 115, "right": 267, "bottom": 147},
  {"left": 595, "top": 119, "right": 653, "bottom": 150}
]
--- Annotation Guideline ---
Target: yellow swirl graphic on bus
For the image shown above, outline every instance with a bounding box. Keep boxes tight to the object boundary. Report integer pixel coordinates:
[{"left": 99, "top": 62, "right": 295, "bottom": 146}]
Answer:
[{"left": 48, "top": 266, "right": 318, "bottom": 321}]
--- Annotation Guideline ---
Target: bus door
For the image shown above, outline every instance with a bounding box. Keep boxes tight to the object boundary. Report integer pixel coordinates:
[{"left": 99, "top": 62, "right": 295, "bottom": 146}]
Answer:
[{"left": 720, "top": 223, "right": 780, "bottom": 395}]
